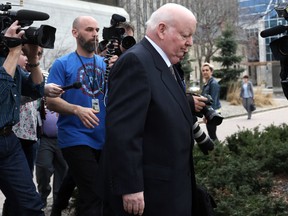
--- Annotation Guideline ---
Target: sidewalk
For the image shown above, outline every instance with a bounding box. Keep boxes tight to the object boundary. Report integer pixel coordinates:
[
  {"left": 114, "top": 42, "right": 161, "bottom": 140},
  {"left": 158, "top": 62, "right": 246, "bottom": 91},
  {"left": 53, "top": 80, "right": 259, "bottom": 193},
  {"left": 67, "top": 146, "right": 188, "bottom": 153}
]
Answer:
[{"left": 220, "top": 97, "right": 288, "bottom": 119}]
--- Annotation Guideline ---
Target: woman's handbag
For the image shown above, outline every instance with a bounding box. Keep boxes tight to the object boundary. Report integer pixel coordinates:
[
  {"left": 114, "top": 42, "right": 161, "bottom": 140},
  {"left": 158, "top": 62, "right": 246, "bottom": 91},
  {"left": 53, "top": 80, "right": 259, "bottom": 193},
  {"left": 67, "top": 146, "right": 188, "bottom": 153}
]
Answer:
[{"left": 250, "top": 102, "right": 256, "bottom": 112}]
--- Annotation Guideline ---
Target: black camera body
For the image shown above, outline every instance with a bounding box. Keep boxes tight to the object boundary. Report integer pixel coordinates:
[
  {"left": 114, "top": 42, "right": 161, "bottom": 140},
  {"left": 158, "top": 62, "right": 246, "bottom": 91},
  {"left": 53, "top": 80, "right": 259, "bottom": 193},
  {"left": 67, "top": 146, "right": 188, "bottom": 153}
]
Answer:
[
  {"left": 102, "top": 15, "right": 125, "bottom": 44},
  {"left": 0, "top": 2, "right": 56, "bottom": 56},
  {"left": 194, "top": 94, "right": 223, "bottom": 125},
  {"left": 101, "top": 14, "right": 136, "bottom": 56}
]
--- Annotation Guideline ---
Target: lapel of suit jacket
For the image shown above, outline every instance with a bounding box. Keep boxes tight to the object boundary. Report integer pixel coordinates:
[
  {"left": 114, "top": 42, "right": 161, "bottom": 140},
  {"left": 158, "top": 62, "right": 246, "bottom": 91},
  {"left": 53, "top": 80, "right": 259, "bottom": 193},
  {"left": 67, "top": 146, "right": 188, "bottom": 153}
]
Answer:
[{"left": 141, "top": 38, "right": 193, "bottom": 126}]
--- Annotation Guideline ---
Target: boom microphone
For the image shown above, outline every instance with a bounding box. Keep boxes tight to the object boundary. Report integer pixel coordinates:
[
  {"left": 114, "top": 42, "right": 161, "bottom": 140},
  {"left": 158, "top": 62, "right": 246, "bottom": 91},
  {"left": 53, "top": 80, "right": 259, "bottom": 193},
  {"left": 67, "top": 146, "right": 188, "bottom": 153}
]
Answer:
[
  {"left": 61, "top": 82, "right": 82, "bottom": 91},
  {"left": 110, "top": 14, "right": 126, "bottom": 26},
  {"left": 260, "top": 25, "right": 288, "bottom": 38},
  {"left": 0, "top": 9, "right": 49, "bottom": 21}
]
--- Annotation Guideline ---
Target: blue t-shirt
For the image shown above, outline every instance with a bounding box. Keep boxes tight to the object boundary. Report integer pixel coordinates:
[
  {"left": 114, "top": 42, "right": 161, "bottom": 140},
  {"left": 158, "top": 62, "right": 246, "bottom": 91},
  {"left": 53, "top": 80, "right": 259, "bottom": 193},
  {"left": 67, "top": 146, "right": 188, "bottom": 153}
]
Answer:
[{"left": 47, "top": 52, "right": 106, "bottom": 150}]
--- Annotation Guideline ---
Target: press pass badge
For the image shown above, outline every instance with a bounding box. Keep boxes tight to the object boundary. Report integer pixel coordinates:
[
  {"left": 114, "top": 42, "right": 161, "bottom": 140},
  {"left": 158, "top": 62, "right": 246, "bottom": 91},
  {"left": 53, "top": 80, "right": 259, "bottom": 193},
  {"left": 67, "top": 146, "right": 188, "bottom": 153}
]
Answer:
[{"left": 92, "top": 98, "right": 100, "bottom": 112}]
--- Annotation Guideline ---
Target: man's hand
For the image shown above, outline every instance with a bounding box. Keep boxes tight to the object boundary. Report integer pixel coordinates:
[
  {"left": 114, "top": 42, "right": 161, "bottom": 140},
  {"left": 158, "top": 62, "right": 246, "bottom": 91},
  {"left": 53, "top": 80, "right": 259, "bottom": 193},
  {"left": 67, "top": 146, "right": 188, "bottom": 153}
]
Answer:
[
  {"left": 123, "top": 192, "right": 145, "bottom": 215},
  {"left": 193, "top": 95, "right": 208, "bottom": 112},
  {"left": 74, "top": 106, "right": 99, "bottom": 128},
  {"left": 22, "top": 44, "right": 40, "bottom": 64},
  {"left": 4, "top": 20, "right": 24, "bottom": 39},
  {"left": 108, "top": 55, "right": 118, "bottom": 68},
  {"left": 3, "top": 20, "right": 24, "bottom": 77},
  {"left": 44, "top": 83, "right": 64, "bottom": 97}
]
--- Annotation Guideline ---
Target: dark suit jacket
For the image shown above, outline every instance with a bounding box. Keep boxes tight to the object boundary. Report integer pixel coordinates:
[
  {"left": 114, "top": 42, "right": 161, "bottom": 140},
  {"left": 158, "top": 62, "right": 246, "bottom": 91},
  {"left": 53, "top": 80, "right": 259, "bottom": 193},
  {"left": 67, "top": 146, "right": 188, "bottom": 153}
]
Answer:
[{"left": 100, "top": 37, "right": 197, "bottom": 216}]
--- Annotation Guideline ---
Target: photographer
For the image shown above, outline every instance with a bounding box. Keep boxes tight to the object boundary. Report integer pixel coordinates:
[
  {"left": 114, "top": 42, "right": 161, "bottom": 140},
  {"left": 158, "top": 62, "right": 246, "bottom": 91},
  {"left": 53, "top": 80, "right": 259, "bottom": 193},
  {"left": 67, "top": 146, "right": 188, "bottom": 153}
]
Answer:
[
  {"left": 0, "top": 20, "right": 45, "bottom": 216},
  {"left": 201, "top": 62, "right": 222, "bottom": 142},
  {"left": 174, "top": 63, "right": 214, "bottom": 155},
  {"left": 97, "top": 21, "right": 134, "bottom": 57}
]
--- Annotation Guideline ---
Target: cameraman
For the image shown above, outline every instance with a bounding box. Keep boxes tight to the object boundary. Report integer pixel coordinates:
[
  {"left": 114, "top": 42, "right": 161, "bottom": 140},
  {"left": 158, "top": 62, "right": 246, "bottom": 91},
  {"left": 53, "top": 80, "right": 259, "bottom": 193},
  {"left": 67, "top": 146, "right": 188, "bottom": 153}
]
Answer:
[
  {"left": 0, "top": 20, "right": 63, "bottom": 216},
  {"left": 0, "top": 20, "right": 46, "bottom": 216},
  {"left": 201, "top": 62, "right": 221, "bottom": 142}
]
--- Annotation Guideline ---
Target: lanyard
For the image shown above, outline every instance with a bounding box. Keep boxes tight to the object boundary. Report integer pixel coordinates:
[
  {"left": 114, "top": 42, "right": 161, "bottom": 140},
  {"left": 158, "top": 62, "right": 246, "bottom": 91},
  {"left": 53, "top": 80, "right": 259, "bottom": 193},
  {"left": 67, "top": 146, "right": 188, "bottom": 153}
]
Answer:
[{"left": 75, "top": 51, "right": 100, "bottom": 97}]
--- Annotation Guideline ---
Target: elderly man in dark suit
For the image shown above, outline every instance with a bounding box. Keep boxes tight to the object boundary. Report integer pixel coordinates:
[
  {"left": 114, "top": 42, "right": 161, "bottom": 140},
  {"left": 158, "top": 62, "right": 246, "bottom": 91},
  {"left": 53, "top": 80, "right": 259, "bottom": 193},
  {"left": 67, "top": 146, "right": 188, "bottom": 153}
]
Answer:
[{"left": 101, "top": 3, "right": 198, "bottom": 216}]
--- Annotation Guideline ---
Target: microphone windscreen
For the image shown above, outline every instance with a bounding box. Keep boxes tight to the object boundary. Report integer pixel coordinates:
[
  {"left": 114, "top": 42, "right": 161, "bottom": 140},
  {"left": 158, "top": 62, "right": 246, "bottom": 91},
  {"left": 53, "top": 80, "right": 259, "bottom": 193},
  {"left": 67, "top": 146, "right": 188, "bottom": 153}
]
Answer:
[
  {"left": 260, "top": 25, "right": 287, "bottom": 38},
  {"left": 112, "top": 14, "right": 126, "bottom": 23},
  {"left": 14, "top": 9, "right": 50, "bottom": 21},
  {"left": 73, "top": 82, "right": 82, "bottom": 89}
]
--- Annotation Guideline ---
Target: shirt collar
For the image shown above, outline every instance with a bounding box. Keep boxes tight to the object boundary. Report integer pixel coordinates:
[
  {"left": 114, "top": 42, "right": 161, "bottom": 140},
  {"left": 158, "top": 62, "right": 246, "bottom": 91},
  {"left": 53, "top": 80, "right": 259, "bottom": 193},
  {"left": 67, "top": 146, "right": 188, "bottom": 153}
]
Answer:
[{"left": 145, "top": 35, "right": 171, "bottom": 67}]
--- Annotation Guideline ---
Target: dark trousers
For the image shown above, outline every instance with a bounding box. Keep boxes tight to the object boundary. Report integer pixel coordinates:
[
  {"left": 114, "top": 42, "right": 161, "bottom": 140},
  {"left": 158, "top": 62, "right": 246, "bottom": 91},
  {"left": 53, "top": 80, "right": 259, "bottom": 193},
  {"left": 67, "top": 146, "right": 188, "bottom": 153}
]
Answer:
[
  {"left": 35, "top": 136, "right": 68, "bottom": 206},
  {"left": 52, "top": 168, "right": 76, "bottom": 211},
  {"left": 242, "top": 97, "right": 253, "bottom": 119},
  {"left": 62, "top": 145, "right": 102, "bottom": 216},
  {"left": 0, "top": 133, "right": 44, "bottom": 216}
]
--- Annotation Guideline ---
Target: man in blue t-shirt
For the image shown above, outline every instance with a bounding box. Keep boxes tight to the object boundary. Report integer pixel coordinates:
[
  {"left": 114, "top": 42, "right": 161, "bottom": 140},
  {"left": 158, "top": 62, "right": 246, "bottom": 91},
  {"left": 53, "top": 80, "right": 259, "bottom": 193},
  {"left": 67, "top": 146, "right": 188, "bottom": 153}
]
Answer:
[{"left": 46, "top": 16, "right": 117, "bottom": 215}]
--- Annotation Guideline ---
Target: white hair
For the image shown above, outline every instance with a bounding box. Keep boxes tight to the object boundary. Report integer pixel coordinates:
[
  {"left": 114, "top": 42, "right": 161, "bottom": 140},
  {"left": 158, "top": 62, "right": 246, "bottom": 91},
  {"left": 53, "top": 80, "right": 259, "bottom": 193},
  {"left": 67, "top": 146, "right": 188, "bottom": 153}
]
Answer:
[{"left": 146, "top": 3, "right": 192, "bottom": 33}]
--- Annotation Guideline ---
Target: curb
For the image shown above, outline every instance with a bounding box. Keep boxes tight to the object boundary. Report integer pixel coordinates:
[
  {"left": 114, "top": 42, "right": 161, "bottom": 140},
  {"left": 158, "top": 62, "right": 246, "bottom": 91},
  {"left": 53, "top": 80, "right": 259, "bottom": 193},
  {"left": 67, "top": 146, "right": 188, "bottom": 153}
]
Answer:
[{"left": 223, "top": 104, "right": 288, "bottom": 120}]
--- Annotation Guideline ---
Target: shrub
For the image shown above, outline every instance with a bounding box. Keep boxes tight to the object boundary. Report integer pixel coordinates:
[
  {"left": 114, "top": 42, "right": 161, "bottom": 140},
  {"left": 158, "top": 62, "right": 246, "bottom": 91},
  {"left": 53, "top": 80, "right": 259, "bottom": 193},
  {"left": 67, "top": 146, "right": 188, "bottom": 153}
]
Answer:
[{"left": 194, "top": 124, "right": 288, "bottom": 215}]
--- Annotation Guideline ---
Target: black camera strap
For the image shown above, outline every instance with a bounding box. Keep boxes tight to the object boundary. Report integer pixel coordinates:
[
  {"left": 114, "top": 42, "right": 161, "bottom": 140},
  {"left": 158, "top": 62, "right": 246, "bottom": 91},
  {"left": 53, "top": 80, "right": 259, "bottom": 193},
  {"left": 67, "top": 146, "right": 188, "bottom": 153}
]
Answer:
[{"left": 1, "top": 36, "right": 22, "bottom": 48}]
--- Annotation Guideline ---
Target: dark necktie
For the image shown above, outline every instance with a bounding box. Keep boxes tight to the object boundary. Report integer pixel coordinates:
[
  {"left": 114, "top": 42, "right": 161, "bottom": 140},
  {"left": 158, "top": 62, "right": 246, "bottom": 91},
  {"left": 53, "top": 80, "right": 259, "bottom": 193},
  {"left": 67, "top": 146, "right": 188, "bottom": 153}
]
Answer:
[
  {"left": 170, "top": 65, "right": 186, "bottom": 93},
  {"left": 169, "top": 65, "right": 177, "bottom": 81}
]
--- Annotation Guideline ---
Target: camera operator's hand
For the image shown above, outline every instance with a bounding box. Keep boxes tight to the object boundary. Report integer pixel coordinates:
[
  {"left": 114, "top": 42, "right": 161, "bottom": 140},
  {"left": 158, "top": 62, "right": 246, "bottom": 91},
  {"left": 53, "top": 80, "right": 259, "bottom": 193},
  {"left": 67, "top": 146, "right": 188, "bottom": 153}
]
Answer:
[
  {"left": 3, "top": 21, "right": 25, "bottom": 77},
  {"left": 193, "top": 95, "right": 208, "bottom": 113},
  {"left": 22, "top": 44, "right": 40, "bottom": 65},
  {"left": 21, "top": 44, "right": 43, "bottom": 84},
  {"left": 108, "top": 55, "right": 118, "bottom": 68},
  {"left": 4, "top": 20, "right": 25, "bottom": 39}
]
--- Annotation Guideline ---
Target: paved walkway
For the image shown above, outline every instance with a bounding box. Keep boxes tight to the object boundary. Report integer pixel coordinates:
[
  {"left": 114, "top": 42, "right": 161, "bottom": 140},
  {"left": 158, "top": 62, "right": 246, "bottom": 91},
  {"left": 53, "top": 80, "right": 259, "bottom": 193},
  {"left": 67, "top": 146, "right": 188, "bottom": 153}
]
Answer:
[
  {"left": 199, "top": 97, "right": 288, "bottom": 142},
  {"left": 0, "top": 97, "right": 287, "bottom": 215},
  {"left": 220, "top": 97, "right": 288, "bottom": 119}
]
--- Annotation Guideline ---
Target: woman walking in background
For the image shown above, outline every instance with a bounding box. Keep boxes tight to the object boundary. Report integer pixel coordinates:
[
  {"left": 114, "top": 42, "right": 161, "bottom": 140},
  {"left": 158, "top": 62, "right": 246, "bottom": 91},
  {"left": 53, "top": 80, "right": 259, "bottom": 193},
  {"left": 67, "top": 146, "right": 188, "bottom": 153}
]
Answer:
[{"left": 240, "top": 75, "right": 254, "bottom": 120}]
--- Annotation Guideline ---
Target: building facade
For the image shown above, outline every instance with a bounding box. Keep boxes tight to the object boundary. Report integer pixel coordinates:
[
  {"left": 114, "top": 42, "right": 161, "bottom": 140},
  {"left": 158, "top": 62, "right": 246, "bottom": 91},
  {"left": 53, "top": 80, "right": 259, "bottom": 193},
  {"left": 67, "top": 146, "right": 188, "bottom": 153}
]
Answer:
[{"left": 239, "top": 0, "right": 288, "bottom": 90}]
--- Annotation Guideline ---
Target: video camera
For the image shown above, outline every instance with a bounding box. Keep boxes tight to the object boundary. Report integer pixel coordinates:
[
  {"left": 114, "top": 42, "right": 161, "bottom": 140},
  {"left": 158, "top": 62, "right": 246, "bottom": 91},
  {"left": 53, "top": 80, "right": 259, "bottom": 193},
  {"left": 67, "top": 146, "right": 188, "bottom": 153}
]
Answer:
[
  {"left": 100, "top": 14, "right": 136, "bottom": 57},
  {"left": 0, "top": 2, "right": 56, "bottom": 56},
  {"left": 260, "top": 2, "right": 288, "bottom": 100}
]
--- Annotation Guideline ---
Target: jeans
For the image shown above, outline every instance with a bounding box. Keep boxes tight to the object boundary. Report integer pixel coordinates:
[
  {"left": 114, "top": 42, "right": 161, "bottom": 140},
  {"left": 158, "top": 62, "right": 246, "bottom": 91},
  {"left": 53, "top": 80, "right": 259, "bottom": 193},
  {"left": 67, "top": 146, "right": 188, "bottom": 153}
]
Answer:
[
  {"left": 20, "top": 138, "right": 39, "bottom": 176},
  {"left": 62, "top": 145, "right": 102, "bottom": 216},
  {"left": 0, "top": 133, "right": 44, "bottom": 216},
  {"left": 35, "top": 136, "right": 68, "bottom": 206}
]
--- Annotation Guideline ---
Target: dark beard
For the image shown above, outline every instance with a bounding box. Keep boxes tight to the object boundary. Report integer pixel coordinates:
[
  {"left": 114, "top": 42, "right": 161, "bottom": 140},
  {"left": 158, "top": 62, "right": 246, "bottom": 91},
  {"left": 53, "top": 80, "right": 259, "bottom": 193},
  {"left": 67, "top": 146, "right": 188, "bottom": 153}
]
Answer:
[{"left": 78, "top": 35, "right": 96, "bottom": 53}]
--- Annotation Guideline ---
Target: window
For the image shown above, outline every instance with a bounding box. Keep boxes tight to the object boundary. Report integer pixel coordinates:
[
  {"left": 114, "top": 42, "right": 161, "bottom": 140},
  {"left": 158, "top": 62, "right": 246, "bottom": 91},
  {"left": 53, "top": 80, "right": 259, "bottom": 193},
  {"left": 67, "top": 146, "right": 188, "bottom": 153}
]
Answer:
[{"left": 80, "top": 0, "right": 119, "bottom": 6}]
